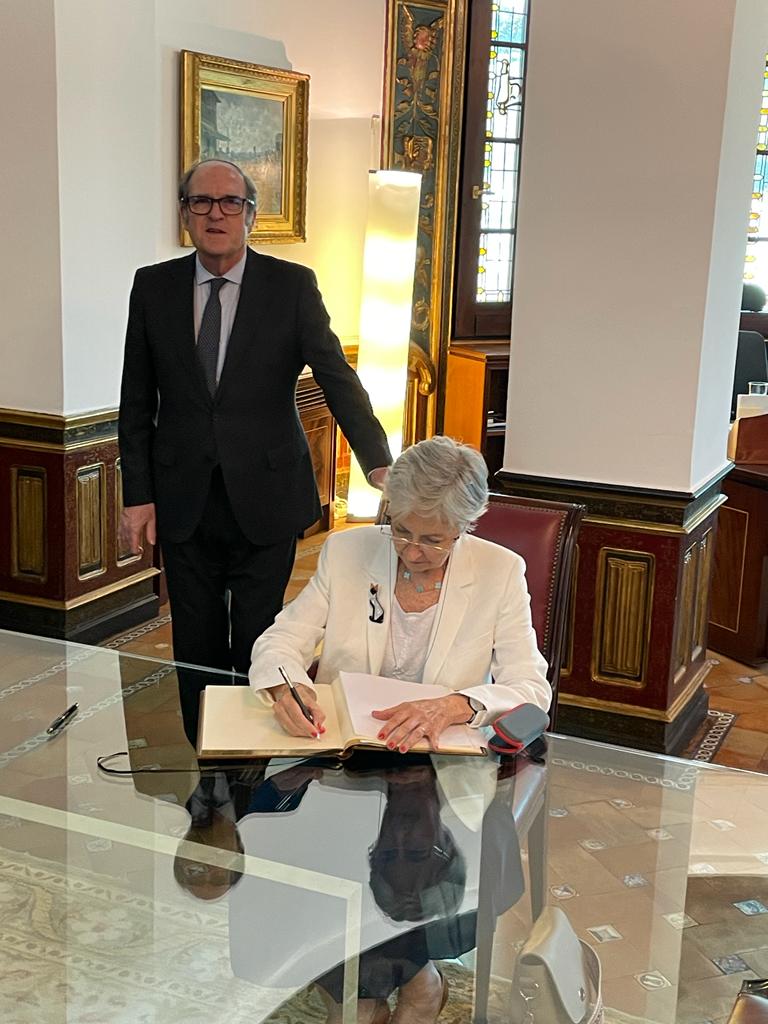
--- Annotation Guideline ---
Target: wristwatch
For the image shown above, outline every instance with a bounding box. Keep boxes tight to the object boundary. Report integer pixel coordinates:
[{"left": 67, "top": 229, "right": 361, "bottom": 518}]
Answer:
[{"left": 466, "top": 696, "right": 485, "bottom": 725}]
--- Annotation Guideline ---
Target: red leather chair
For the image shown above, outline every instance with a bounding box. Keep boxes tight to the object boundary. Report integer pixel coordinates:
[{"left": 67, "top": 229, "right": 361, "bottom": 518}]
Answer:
[
  {"left": 473, "top": 492, "right": 585, "bottom": 727},
  {"left": 472, "top": 494, "right": 584, "bottom": 1021}
]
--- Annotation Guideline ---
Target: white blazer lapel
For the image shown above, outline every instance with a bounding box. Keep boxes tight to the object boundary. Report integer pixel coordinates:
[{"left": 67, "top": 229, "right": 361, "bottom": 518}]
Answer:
[
  {"left": 362, "top": 533, "right": 398, "bottom": 676},
  {"left": 422, "top": 536, "right": 475, "bottom": 686}
]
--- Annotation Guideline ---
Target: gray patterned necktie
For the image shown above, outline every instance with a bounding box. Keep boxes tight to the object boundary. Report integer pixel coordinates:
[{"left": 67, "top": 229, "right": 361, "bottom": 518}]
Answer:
[{"left": 197, "top": 277, "right": 226, "bottom": 395}]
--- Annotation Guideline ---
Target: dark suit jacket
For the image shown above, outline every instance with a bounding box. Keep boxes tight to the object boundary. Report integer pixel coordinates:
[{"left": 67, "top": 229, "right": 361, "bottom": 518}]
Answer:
[{"left": 118, "top": 249, "right": 391, "bottom": 544}]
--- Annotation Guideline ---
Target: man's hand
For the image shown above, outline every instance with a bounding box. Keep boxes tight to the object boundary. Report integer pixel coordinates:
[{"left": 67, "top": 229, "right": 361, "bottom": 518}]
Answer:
[
  {"left": 119, "top": 502, "right": 157, "bottom": 555},
  {"left": 372, "top": 694, "right": 473, "bottom": 753},
  {"left": 368, "top": 466, "right": 389, "bottom": 491}
]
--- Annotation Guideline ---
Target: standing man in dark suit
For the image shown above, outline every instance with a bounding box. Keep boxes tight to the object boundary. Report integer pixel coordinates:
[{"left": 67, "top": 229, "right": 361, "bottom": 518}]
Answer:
[{"left": 118, "top": 159, "right": 391, "bottom": 743}]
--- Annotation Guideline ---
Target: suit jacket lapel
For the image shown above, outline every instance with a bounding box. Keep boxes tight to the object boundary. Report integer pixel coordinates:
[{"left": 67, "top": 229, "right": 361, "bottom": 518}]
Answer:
[
  {"left": 167, "top": 254, "right": 210, "bottom": 401},
  {"left": 362, "top": 533, "right": 398, "bottom": 676},
  {"left": 422, "top": 536, "right": 474, "bottom": 686},
  {"left": 217, "top": 249, "right": 273, "bottom": 398}
]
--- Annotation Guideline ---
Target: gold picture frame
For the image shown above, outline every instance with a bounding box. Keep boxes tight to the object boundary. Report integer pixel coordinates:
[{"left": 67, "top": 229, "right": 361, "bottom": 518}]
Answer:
[{"left": 180, "top": 50, "right": 309, "bottom": 244}]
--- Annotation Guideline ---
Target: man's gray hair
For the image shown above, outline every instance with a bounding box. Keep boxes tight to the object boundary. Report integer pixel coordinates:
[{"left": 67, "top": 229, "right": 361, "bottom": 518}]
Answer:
[
  {"left": 178, "top": 159, "right": 257, "bottom": 226},
  {"left": 385, "top": 435, "right": 489, "bottom": 534}
]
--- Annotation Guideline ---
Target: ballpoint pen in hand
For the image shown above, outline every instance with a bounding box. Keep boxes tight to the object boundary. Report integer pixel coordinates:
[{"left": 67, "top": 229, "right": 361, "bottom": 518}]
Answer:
[
  {"left": 46, "top": 702, "right": 79, "bottom": 735},
  {"left": 277, "top": 665, "right": 318, "bottom": 734}
]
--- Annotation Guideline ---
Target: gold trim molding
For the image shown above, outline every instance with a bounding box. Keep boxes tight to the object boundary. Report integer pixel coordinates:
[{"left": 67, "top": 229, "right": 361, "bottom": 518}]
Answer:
[
  {"left": 0, "top": 568, "right": 159, "bottom": 611},
  {"left": 559, "top": 660, "right": 712, "bottom": 723}
]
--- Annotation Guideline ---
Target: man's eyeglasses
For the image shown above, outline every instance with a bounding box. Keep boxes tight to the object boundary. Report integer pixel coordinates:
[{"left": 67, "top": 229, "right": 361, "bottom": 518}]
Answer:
[
  {"left": 379, "top": 525, "right": 457, "bottom": 557},
  {"left": 182, "top": 195, "right": 255, "bottom": 216}
]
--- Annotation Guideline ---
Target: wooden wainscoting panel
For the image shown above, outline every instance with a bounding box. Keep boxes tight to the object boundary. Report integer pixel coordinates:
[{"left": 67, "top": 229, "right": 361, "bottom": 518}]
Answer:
[
  {"left": 592, "top": 548, "right": 655, "bottom": 686},
  {"left": 709, "top": 506, "right": 747, "bottom": 633},
  {"left": 673, "top": 542, "right": 698, "bottom": 679},
  {"left": 693, "top": 528, "right": 713, "bottom": 659},
  {"left": 76, "top": 463, "right": 106, "bottom": 579},
  {"left": 11, "top": 467, "right": 47, "bottom": 581}
]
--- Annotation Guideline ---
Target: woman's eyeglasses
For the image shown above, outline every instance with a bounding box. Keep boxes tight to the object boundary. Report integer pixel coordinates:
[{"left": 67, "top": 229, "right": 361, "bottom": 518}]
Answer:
[{"left": 379, "top": 525, "right": 456, "bottom": 557}]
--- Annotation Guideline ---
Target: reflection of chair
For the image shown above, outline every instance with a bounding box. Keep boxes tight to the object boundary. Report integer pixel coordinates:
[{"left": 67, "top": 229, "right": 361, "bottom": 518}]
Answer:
[
  {"left": 473, "top": 492, "right": 585, "bottom": 724},
  {"left": 472, "top": 493, "right": 584, "bottom": 1024}
]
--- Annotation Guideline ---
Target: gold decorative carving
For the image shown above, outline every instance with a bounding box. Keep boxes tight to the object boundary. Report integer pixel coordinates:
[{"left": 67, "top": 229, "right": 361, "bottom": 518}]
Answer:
[
  {"left": 591, "top": 548, "right": 655, "bottom": 686},
  {"left": 76, "top": 463, "right": 106, "bottom": 580},
  {"left": 404, "top": 340, "right": 437, "bottom": 445},
  {"left": 11, "top": 467, "right": 47, "bottom": 581},
  {"left": 402, "top": 135, "right": 434, "bottom": 171}
]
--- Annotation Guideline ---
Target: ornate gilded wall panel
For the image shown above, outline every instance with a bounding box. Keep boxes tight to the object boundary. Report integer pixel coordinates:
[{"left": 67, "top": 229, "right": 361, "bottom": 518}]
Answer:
[
  {"left": 11, "top": 467, "right": 47, "bottom": 581},
  {"left": 76, "top": 463, "right": 106, "bottom": 579},
  {"left": 384, "top": 0, "right": 468, "bottom": 440},
  {"left": 592, "top": 548, "right": 655, "bottom": 686}
]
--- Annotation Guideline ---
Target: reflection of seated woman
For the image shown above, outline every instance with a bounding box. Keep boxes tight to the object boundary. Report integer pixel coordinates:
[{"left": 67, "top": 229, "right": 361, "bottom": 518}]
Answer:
[
  {"left": 249, "top": 436, "right": 550, "bottom": 751},
  {"left": 316, "top": 764, "right": 468, "bottom": 1024},
  {"left": 173, "top": 761, "right": 490, "bottom": 1024}
]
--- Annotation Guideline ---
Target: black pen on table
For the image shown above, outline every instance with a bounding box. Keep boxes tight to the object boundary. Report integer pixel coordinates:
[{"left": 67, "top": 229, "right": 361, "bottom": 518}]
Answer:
[
  {"left": 46, "top": 702, "right": 79, "bottom": 735},
  {"left": 277, "top": 665, "right": 318, "bottom": 737}
]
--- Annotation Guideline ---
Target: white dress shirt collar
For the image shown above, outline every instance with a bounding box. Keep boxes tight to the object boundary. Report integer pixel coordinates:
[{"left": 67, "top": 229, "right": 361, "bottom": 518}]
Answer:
[{"left": 194, "top": 249, "right": 247, "bottom": 286}]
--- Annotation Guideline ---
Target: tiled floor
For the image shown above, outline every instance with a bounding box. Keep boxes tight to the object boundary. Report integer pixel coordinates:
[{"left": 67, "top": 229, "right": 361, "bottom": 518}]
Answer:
[{"left": 103, "top": 523, "right": 768, "bottom": 776}]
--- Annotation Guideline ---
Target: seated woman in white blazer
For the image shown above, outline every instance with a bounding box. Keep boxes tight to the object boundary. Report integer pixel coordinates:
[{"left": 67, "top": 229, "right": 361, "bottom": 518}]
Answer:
[{"left": 249, "top": 435, "right": 550, "bottom": 754}]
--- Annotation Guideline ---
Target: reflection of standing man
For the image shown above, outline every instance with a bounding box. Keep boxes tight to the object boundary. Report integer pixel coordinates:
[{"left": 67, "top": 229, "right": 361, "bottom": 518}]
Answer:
[{"left": 118, "top": 159, "right": 391, "bottom": 743}]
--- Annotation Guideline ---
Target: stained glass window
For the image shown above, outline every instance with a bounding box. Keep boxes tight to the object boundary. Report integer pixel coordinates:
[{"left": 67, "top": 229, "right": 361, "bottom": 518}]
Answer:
[
  {"left": 476, "top": 0, "right": 529, "bottom": 304},
  {"left": 743, "top": 56, "right": 768, "bottom": 295}
]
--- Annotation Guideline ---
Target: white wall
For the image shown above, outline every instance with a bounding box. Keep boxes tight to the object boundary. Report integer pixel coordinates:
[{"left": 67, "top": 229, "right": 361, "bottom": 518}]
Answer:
[
  {"left": 55, "top": 0, "right": 158, "bottom": 414},
  {"left": 0, "top": 0, "right": 385, "bottom": 415},
  {"left": 155, "top": 0, "right": 386, "bottom": 342},
  {"left": 690, "top": 0, "right": 768, "bottom": 489},
  {"left": 0, "top": 0, "right": 63, "bottom": 412},
  {"left": 503, "top": 0, "right": 768, "bottom": 493}
]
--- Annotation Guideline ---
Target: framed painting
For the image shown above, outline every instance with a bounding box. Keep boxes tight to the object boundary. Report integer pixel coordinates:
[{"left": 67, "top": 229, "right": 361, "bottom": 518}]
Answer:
[{"left": 180, "top": 50, "right": 309, "bottom": 244}]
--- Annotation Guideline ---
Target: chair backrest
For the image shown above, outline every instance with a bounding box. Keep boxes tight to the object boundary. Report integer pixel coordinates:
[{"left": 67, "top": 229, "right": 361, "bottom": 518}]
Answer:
[
  {"left": 472, "top": 493, "right": 585, "bottom": 725},
  {"left": 732, "top": 330, "right": 768, "bottom": 419}
]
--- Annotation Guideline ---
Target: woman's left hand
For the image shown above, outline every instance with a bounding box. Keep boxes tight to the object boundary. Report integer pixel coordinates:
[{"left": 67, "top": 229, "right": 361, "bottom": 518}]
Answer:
[{"left": 372, "top": 694, "right": 473, "bottom": 753}]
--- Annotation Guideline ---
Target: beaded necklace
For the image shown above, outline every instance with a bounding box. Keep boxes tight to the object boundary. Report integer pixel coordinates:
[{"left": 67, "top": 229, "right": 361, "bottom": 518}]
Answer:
[{"left": 401, "top": 567, "right": 444, "bottom": 594}]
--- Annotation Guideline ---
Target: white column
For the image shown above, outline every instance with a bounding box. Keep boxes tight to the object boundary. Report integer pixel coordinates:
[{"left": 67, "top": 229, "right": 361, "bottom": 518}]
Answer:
[
  {"left": 0, "top": 0, "right": 63, "bottom": 412},
  {"left": 503, "top": 0, "right": 768, "bottom": 493}
]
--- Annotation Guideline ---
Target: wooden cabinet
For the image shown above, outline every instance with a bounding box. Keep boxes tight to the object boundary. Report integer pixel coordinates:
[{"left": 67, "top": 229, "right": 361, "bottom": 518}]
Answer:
[
  {"left": 709, "top": 464, "right": 768, "bottom": 664},
  {"left": 297, "top": 368, "right": 336, "bottom": 533},
  {"left": 443, "top": 341, "right": 510, "bottom": 479}
]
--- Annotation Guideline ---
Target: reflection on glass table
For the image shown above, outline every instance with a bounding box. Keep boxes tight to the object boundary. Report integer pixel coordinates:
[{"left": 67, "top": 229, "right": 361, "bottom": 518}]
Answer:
[{"left": 0, "top": 628, "right": 767, "bottom": 1024}]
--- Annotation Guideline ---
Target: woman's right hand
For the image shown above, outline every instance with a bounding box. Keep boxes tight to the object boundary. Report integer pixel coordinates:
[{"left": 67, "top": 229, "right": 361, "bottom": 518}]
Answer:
[{"left": 271, "top": 683, "right": 327, "bottom": 739}]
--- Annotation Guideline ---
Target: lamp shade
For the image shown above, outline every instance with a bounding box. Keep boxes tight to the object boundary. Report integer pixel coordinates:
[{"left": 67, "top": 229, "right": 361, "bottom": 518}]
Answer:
[{"left": 347, "top": 170, "right": 422, "bottom": 519}]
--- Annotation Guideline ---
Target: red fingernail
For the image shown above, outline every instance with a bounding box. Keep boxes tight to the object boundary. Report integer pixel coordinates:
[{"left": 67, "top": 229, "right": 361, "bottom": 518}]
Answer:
[
  {"left": 378, "top": 732, "right": 385, "bottom": 739},
  {"left": 320, "top": 726, "right": 326, "bottom": 733},
  {"left": 387, "top": 742, "right": 395, "bottom": 750},
  {"left": 399, "top": 745, "right": 407, "bottom": 753}
]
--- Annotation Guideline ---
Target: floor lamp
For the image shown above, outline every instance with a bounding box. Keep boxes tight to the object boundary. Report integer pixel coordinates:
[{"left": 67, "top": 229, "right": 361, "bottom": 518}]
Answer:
[{"left": 347, "top": 169, "right": 422, "bottom": 520}]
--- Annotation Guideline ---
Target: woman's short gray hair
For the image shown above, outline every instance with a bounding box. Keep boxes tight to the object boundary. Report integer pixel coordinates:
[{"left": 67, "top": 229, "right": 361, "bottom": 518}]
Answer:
[{"left": 385, "top": 436, "right": 489, "bottom": 534}]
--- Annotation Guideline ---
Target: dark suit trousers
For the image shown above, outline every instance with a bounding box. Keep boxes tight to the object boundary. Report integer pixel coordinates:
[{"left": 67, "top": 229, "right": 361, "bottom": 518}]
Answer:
[{"left": 161, "top": 467, "right": 296, "bottom": 746}]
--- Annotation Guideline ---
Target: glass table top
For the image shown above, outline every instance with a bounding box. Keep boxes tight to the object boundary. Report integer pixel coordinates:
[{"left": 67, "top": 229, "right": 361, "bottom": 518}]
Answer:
[{"left": 0, "top": 628, "right": 766, "bottom": 1024}]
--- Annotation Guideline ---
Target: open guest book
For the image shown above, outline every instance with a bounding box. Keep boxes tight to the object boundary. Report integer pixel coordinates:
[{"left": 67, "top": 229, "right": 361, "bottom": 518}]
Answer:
[{"left": 197, "top": 671, "right": 488, "bottom": 758}]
